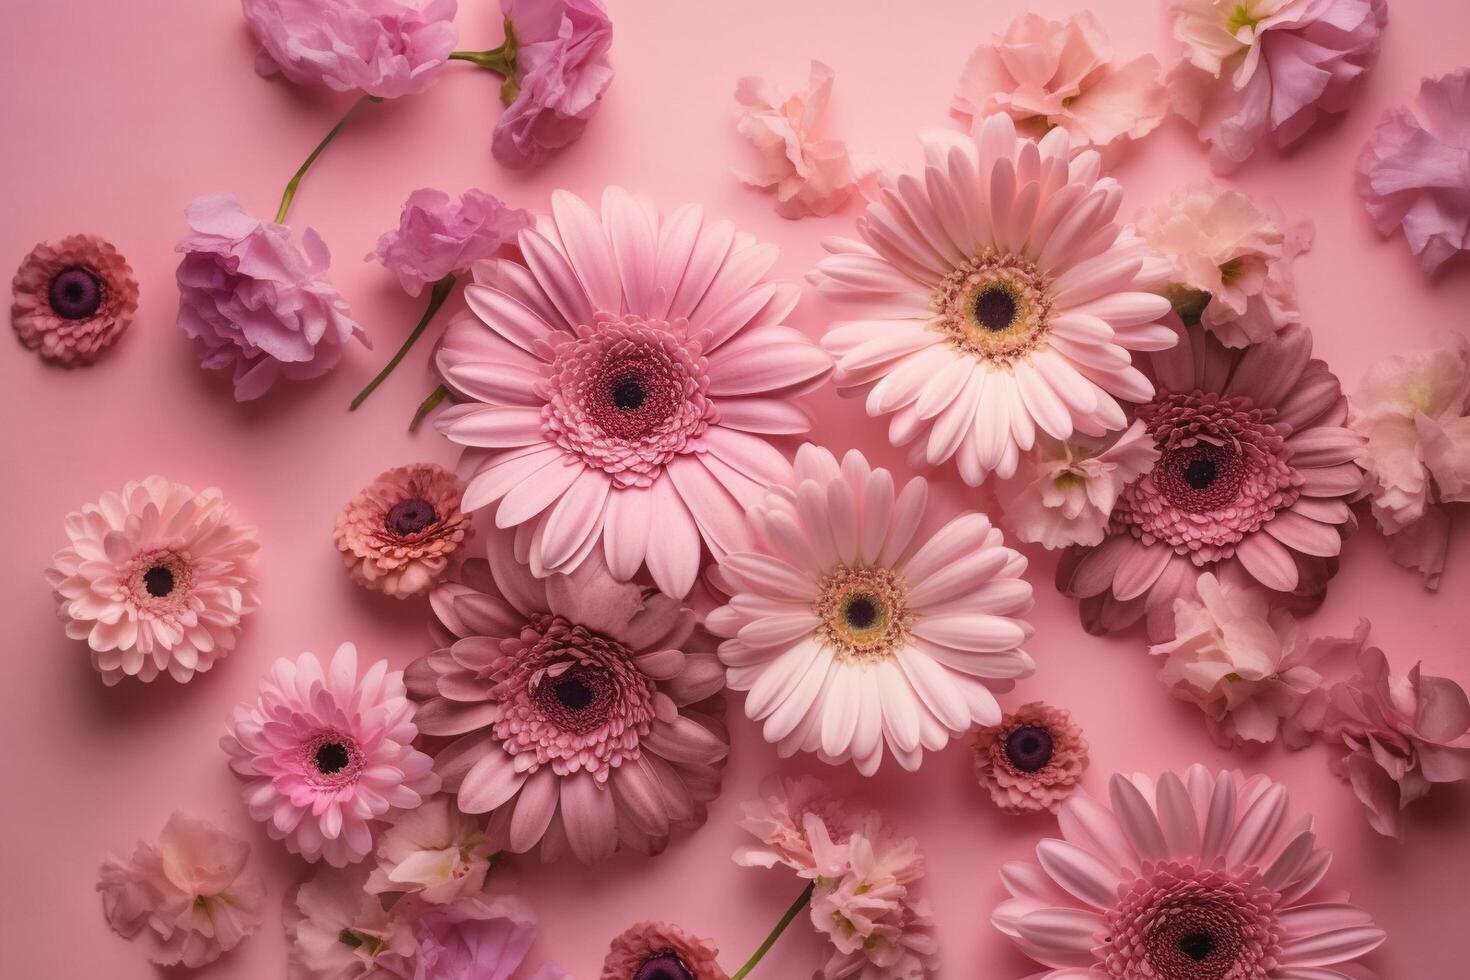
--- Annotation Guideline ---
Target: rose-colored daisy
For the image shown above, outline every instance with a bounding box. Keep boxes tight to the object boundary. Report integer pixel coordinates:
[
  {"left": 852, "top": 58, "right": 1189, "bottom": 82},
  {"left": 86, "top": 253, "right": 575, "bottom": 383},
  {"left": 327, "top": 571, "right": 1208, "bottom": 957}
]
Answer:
[
  {"left": 11, "top": 234, "right": 138, "bottom": 364},
  {"left": 335, "top": 463, "right": 473, "bottom": 599},
  {"left": 222, "top": 642, "right": 440, "bottom": 867},
  {"left": 600, "top": 921, "right": 728, "bottom": 980},
  {"left": 709, "top": 445, "right": 1035, "bottom": 775},
  {"left": 993, "top": 765, "right": 1386, "bottom": 979},
  {"left": 433, "top": 186, "right": 831, "bottom": 598},
  {"left": 406, "top": 534, "right": 728, "bottom": 864},
  {"left": 1058, "top": 317, "right": 1364, "bottom": 640},
  {"left": 810, "top": 113, "right": 1175, "bottom": 485},
  {"left": 971, "top": 702, "right": 1089, "bottom": 814},
  {"left": 47, "top": 476, "right": 260, "bottom": 686}
]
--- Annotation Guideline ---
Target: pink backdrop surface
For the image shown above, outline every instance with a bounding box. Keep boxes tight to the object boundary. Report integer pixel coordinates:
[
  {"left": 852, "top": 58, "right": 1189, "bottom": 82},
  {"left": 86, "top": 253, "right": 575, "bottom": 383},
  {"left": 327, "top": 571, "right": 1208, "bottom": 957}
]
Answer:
[{"left": 3, "top": 1, "right": 1469, "bottom": 977}]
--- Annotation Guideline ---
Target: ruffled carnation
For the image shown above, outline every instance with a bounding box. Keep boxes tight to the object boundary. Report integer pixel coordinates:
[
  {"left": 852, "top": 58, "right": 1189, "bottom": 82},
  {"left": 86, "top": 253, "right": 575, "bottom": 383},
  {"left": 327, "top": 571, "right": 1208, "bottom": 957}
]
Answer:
[
  {"left": 98, "top": 813, "right": 264, "bottom": 968},
  {"left": 732, "top": 774, "right": 876, "bottom": 877},
  {"left": 370, "top": 189, "right": 533, "bottom": 297},
  {"left": 1141, "top": 183, "right": 1313, "bottom": 347},
  {"left": 1357, "top": 68, "right": 1470, "bottom": 274},
  {"left": 1169, "top": 0, "right": 1388, "bottom": 172},
  {"left": 367, "top": 796, "right": 495, "bottom": 905},
  {"left": 48, "top": 475, "right": 260, "bottom": 685},
  {"left": 244, "top": 0, "right": 457, "bottom": 99},
  {"left": 952, "top": 11, "right": 1167, "bottom": 148},
  {"left": 600, "top": 921, "right": 727, "bottom": 980},
  {"left": 286, "top": 865, "right": 415, "bottom": 979},
  {"left": 971, "top": 701, "right": 1089, "bottom": 813},
  {"left": 176, "top": 193, "right": 368, "bottom": 401},
  {"left": 335, "top": 463, "right": 472, "bottom": 598},
  {"left": 11, "top": 234, "right": 138, "bottom": 364},
  {"left": 377, "top": 895, "right": 568, "bottom": 980}
]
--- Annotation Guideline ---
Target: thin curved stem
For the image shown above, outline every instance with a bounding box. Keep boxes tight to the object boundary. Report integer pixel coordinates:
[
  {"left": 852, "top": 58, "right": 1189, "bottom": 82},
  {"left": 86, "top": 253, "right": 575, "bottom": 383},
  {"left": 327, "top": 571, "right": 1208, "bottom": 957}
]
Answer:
[
  {"left": 275, "top": 95, "right": 375, "bottom": 224},
  {"left": 350, "top": 274, "right": 457, "bottom": 410},
  {"left": 410, "top": 384, "right": 451, "bottom": 432},
  {"left": 730, "top": 882, "right": 815, "bottom": 980}
]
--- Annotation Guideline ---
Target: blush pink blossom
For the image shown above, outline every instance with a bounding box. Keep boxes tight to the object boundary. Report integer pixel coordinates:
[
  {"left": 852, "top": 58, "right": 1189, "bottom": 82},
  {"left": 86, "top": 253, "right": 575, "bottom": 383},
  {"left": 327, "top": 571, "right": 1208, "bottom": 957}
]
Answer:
[
  {"left": 370, "top": 189, "right": 534, "bottom": 297},
  {"left": 952, "top": 11, "right": 1167, "bottom": 149},
  {"left": 971, "top": 701, "right": 1089, "bottom": 814},
  {"left": 176, "top": 193, "right": 368, "bottom": 401},
  {"left": 377, "top": 896, "right": 569, "bottom": 980},
  {"left": 366, "top": 796, "right": 495, "bottom": 905},
  {"left": 1357, "top": 68, "right": 1470, "bottom": 274},
  {"left": 243, "top": 0, "right": 458, "bottom": 99},
  {"left": 1169, "top": 0, "right": 1388, "bottom": 172},
  {"left": 286, "top": 865, "right": 415, "bottom": 978}
]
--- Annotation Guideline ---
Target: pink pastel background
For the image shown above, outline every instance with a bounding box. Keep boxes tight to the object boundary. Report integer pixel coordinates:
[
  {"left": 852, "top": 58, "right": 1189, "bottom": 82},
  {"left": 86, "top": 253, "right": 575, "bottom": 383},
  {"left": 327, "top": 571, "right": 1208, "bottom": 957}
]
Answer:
[{"left": 3, "top": 0, "right": 1469, "bottom": 977}]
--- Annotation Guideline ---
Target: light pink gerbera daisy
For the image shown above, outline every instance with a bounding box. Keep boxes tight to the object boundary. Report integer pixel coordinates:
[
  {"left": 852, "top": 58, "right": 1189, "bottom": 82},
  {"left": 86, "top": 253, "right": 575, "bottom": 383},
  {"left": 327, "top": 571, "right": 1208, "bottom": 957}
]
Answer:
[
  {"left": 222, "top": 642, "right": 440, "bottom": 867},
  {"left": 810, "top": 113, "right": 1176, "bottom": 485},
  {"left": 993, "top": 765, "right": 1387, "bottom": 980},
  {"left": 433, "top": 187, "right": 831, "bottom": 598},
  {"left": 708, "top": 445, "right": 1035, "bottom": 774},
  {"left": 1059, "top": 317, "right": 1364, "bottom": 640},
  {"left": 405, "top": 535, "right": 728, "bottom": 864},
  {"left": 47, "top": 476, "right": 260, "bottom": 686}
]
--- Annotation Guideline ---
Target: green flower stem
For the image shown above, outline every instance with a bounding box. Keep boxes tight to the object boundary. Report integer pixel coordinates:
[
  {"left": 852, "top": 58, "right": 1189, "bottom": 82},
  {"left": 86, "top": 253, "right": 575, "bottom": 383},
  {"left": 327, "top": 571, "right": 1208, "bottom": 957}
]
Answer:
[
  {"left": 449, "top": 22, "right": 520, "bottom": 103},
  {"left": 730, "top": 882, "right": 815, "bottom": 980},
  {"left": 350, "top": 274, "right": 457, "bottom": 411},
  {"left": 275, "top": 95, "right": 377, "bottom": 224},
  {"left": 410, "top": 384, "right": 451, "bottom": 432}
]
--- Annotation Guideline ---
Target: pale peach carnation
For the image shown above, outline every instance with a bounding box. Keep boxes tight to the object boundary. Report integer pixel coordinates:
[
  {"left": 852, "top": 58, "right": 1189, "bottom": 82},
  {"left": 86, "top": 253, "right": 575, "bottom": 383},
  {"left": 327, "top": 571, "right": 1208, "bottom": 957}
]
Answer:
[
  {"left": 600, "top": 921, "right": 728, "bottom": 980},
  {"left": 98, "top": 813, "right": 264, "bottom": 968},
  {"left": 952, "top": 11, "right": 1167, "bottom": 148},
  {"left": 11, "top": 234, "right": 138, "bottom": 364},
  {"left": 1141, "top": 183, "right": 1313, "bottom": 347},
  {"left": 334, "top": 463, "right": 471, "bottom": 598},
  {"left": 285, "top": 865, "right": 414, "bottom": 979},
  {"left": 972, "top": 702, "right": 1089, "bottom": 814},
  {"left": 733, "top": 775, "right": 878, "bottom": 877},
  {"left": 366, "top": 796, "right": 495, "bottom": 905}
]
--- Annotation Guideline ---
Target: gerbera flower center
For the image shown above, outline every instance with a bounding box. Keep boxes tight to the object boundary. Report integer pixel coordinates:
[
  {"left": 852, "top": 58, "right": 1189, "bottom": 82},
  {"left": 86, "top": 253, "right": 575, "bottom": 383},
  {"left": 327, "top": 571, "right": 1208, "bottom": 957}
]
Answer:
[
  {"left": 935, "top": 251, "right": 1053, "bottom": 363},
  {"left": 817, "top": 566, "right": 911, "bottom": 663},
  {"left": 1004, "top": 724, "right": 1054, "bottom": 772},
  {"left": 1179, "top": 932, "right": 1215, "bottom": 961},
  {"left": 386, "top": 496, "right": 438, "bottom": 536},
  {"left": 314, "top": 741, "right": 351, "bottom": 774},
  {"left": 612, "top": 376, "right": 647, "bottom": 411},
  {"left": 48, "top": 266, "right": 103, "bottom": 320},
  {"left": 974, "top": 285, "right": 1019, "bottom": 332},
  {"left": 634, "top": 952, "right": 694, "bottom": 980},
  {"left": 143, "top": 565, "right": 176, "bottom": 598},
  {"left": 125, "top": 549, "right": 194, "bottom": 609},
  {"left": 300, "top": 729, "right": 365, "bottom": 787}
]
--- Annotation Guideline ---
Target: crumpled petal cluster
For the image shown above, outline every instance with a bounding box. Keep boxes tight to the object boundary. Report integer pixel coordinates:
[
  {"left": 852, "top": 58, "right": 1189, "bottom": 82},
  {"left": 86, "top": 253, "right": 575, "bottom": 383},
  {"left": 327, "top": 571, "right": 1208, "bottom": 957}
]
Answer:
[
  {"left": 971, "top": 701, "right": 1089, "bottom": 813},
  {"left": 334, "top": 463, "right": 473, "bottom": 598},
  {"left": 366, "top": 795, "right": 496, "bottom": 905},
  {"left": 10, "top": 234, "right": 138, "bottom": 364},
  {"left": 732, "top": 774, "right": 875, "bottom": 877},
  {"left": 600, "top": 921, "right": 728, "bottom": 980},
  {"left": 371, "top": 188, "right": 534, "bottom": 297}
]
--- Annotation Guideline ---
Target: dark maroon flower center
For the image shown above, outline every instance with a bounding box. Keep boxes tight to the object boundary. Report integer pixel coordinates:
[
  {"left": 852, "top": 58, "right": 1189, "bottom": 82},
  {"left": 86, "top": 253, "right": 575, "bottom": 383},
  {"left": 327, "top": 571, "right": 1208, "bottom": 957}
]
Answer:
[
  {"left": 1157, "top": 444, "right": 1244, "bottom": 514},
  {"left": 143, "top": 565, "right": 176, "bottom": 598},
  {"left": 593, "top": 355, "right": 677, "bottom": 439},
  {"left": 49, "top": 266, "right": 103, "bottom": 320},
  {"left": 612, "top": 376, "right": 647, "bottom": 411},
  {"left": 386, "top": 497, "right": 437, "bottom": 536},
  {"left": 843, "top": 595, "right": 878, "bottom": 629},
  {"left": 315, "top": 741, "right": 351, "bottom": 775},
  {"left": 975, "top": 285, "right": 1018, "bottom": 332},
  {"left": 635, "top": 953, "right": 693, "bottom": 980},
  {"left": 535, "top": 664, "right": 615, "bottom": 734},
  {"left": 1178, "top": 932, "right": 1215, "bottom": 961},
  {"left": 1005, "top": 725, "right": 1054, "bottom": 772}
]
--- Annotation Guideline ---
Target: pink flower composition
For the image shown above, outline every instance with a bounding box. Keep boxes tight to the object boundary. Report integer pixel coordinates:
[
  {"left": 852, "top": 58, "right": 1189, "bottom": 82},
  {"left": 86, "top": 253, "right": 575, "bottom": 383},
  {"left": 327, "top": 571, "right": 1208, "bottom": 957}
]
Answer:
[{"left": 370, "top": 188, "right": 534, "bottom": 297}]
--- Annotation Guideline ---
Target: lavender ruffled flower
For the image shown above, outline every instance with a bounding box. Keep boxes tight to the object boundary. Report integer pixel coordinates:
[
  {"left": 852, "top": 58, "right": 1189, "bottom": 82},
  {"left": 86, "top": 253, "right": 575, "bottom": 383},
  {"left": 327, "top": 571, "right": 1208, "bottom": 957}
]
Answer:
[{"left": 369, "top": 188, "right": 533, "bottom": 297}]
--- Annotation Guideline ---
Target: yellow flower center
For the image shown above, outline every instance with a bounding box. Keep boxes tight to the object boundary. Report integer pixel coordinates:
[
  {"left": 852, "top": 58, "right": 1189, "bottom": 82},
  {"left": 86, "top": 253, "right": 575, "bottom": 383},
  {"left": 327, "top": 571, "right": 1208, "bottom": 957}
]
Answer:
[
  {"left": 934, "top": 251, "right": 1054, "bottom": 364},
  {"left": 815, "top": 565, "right": 912, "bottom": 663}
]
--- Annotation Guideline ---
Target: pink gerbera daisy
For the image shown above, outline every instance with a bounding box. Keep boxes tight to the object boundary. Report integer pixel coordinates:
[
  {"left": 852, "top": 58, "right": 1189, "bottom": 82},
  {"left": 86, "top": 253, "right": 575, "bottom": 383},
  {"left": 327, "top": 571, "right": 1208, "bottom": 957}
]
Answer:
[
  {"left": 433, "top": 187, "right": 832, "bottom": 598},
  {"left": 405, "top": 535, "right": 728, "bottom": 864},
  {"left": 1059, "top": 317, "right": 1364, "bottom": 639},
  {"left": 708, "top": 445, "right": 1035, "bottom": 774},
  {"left": 810, "top": 113, "right": 1176, "bottom": 485},
  {"left": 221, "top": 642, "right": 440, "bottom": 867},
  {"left": 993, "top": 765, "right": 1386, "bottom": 979}
]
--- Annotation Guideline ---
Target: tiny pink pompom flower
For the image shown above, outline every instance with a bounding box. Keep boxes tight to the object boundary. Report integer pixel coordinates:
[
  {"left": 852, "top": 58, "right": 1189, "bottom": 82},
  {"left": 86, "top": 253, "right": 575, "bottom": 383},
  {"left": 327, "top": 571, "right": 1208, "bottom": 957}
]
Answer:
[
  {"left": 11, "top": 234, "right": 138, "bottom": 365},
  {"left": 971, "top": 701, "right": 1089, "bottom": 814},
  {"left": 334, "top": 463, "right": 473, "bottom": 599},
  {"left": 370, "top": 189, "right": 534, "bottom": 298},
  {"left": 600, "top": 921, "right": 728, "bottom": 980},
  {"left": 98, "top": 813, "right": 265, "bottom": 968},
  {"left": 243, "top": 0, "right": 458, "bottom": 100},
  {"left": 222, "top": 642, "right": 441, "bottom": 867}
]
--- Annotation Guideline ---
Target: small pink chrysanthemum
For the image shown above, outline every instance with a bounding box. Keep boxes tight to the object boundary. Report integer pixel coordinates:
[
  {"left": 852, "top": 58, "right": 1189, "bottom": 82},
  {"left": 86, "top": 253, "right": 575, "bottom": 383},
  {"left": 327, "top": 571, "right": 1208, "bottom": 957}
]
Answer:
[
  {"left": 811, "top": 114, "right": 1175, "bottom": 485},
  {"left": 993, "top": 765, "right": 1387, "bottom": 979},
  {"left": 600, "top": 921, "right": 728, "bottom": 980},
  {"left": 366, "top": 795, "right": 495, "bottom": 905},
  {"left": 433, "top": 187, "right": 830, "bottom": 598},
  {"left": 11, "top": 234, "right": 138, "bottom": 364},
  {"left": 222, "top": 642, "right": 440, "bottom": 867},
  {"left": 47, "top": 476, "right": 260, "bottom": 686},
  {"left": 334, "top": 463, "right": 472, "bottom": 599},
  {"left": 971, "top": 701, "right": 1089, "bottom": 814}
]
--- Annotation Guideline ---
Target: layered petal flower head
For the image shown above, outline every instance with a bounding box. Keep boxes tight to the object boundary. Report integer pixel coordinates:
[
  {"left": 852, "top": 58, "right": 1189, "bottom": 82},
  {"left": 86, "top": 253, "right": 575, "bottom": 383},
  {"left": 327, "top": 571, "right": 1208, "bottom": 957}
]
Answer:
[
  {"left": 434, "top": 187, "right": 830, "bottom": 598},
  {"left": 993, "top": 765, "right": 1387, "bottom": 979},
  {"left": 244, "top": 0, "right": 458, "bottom": 99},
  {"left": 1000, "top": 419, "right": 1159, "bottom": 549},
  {"left": 734, "top": 60, "right": 867, "bottom": 219},
  {"left": 286, "top": 865, "right": 415, "bottom": 979},
  {"left": 1357, "top": 68, "right": 1470, "bottom": 275},
  {"left": 335, "top": 463, "right": 473, "bottom": 599},
  {"left": 406, "top": 535, "right": 728, "bottom": 863},
  {"left": 370, "top": 189, "right": 534, "bottom": 297},
  {"left": 1322, "top": 642, "right": 1470, "bottom": 838},
  {"left": 1141, "top": 183, "right": 1313, "bottom": 348},
  {"left": 366, "top": 796, "right": 495, "bottom": 905},
  {"left": 811, "top": 114, "right": 1175, "bottom": 485},
  {"left": 952, "top": 11, "right": 1168, "bottom": 149},
  {"left": 1059, "top": 318, "right": 1364, "bottom": 640},
  {"left": 222, "top": 642, "right": 441, "bottom": 866},
  {"left": 600, "top": 921, "right": 727, "bottom": 980},
  {"left": 98, "top": 813, "right": 264, "bottom": 968},
  {"left": 48, "top": 476, "right": 260, "bottom": 686},
  {"left": 176, "top": 193, "right": 368, "bottom": 401},
  {"left": 1169, "top": 0, "right": 1388, "bottom": 171},
  {"left": 709, "top": 445, "right": 1036, "bottom": 774},
  {"left": 377, "top": 894, "right": 569, "bottom": 980},
  {"left": 971, "top": 701, "right": 1089, "bottom": 814},
  {"left": 732, "top": 774, "right": 877, "bottom": 877},
  {"left": 11, "top": 234, "right": 138, "bottom": 364}
]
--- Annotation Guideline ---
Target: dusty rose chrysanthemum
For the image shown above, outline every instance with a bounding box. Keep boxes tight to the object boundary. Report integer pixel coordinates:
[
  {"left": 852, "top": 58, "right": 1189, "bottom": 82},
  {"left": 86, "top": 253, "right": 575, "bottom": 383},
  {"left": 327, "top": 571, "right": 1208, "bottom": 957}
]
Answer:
[
  {"left": 286, "top": 865, "right": 415, "bottom": 979},
  {"left": 433, "top": 186, "right": 830, "bottom": 598},
  {"left": 709, "top": 445, "right": 1035, "bottom": 775},
  {"left": 98, "top": 813, "right": 264, "bottom": 968},
  {"left": 601, "top": 921, "right": 727, "bottom": 980},
  {"left": 732, "top": 774, "right": 875, "bottom": 877},
  {"left": 972, "top": 702, "right": 1089, "bottom": 814},
  {"left": 1058, "top": 318, "right": 1364, "bottom": 640},
  {"left": 370, "top": 188, "right": 534, "bottom": 298},
  {"left": 366, "top": 796, "right": 495, "bottom": 904},
  {"left": 48, "top": 476, "right": 260, "bottom": 686},
  {"left": 335, "top": 463, "right": 472, "bottom": 599},
  {"left": 11, "top": 234, "right": 138, "bottom": 364},
  {"left": 993, "top": 765, "right": 1387, "bottom": 979},
  {"left": 811, "top": 114, "right": 1175, "bottom": 485},
  {"left": 406, "top": 535, "right": 728, "bottom": 864},
  {"left": 1141, "top": 184, "right": 1313, "bottom": 348},
  {"left": 952, "top": 11, "right": 1167, "bottom": 149},
  {"left": 222, "top": 642, "right": 440, "bottom": 866}
]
